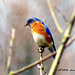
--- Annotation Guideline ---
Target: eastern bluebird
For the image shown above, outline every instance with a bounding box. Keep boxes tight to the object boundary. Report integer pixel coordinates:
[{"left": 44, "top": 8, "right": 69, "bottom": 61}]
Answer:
[{"left": 25, "top": 17, "right": 56, "bottom": 59}]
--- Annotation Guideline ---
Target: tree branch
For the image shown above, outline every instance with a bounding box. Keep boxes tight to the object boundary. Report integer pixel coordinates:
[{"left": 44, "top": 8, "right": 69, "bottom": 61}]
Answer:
[
  {"left": 7, "top": 28, "right": 16, "bottom": 73},
  {"left": 9, "top": 52, "right": 56, "bottom": 75},
  {"left": 49, "top": 10, "right": 75, "bottom": 75},
  {"left": 65, "top": 35, "right": 75, "bottom": 47},
  {"left": 47, "top": 0, "right": 63, "bottom": 33},
  {"left": 38, "top": 47, "right": 45, "bottom": 75},
  {"left": 52, "top": 4, "right": 69, "bottom": 24}
]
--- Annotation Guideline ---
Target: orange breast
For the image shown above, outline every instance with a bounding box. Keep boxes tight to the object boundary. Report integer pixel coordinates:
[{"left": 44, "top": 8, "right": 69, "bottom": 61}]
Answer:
[{"left": 30, "top": 22, "right": 52, "bottom": 43}]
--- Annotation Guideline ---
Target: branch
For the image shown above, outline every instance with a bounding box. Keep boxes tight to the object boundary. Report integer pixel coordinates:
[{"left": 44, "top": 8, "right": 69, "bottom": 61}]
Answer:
[
  {"left": 47, "top": 0, "right": 63, "bottom": 33},
  {"left": 7, "top": 28, "right": 16, "bottom": 73},
  {"left": 38, "top": 47, "right": 45, "bottom": 75},
  {"left": 52, "top": 4, "right": 69, "bottom": 24},
  {"left": 49, "top": 10, "right": 75, "bottom": 75},
  {"left": 9, "top": 52, "right": 57, "bottom": 75},
  {"left": 65, "top": 35, "right": 75, "bottom": 47}
]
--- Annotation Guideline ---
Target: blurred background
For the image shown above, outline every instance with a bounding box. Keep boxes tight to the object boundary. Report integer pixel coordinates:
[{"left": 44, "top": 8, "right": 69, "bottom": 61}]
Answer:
[{"left": 0, "top": 0, "right": 75, "bottom": 75}]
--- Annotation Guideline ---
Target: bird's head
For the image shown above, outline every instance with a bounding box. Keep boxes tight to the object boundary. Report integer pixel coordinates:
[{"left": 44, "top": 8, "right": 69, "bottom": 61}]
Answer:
[{"left": 24, "top": 17, "right": 42, "bottom": 27}]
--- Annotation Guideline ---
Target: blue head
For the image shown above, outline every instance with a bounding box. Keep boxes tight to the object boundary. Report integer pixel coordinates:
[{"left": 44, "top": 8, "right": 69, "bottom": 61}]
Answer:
[{"left": 25, "top": 17, "right": 42, "bottom": 26}]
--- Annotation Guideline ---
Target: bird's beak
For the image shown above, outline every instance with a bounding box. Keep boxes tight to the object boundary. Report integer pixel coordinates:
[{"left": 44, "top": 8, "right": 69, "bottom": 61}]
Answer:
[{"left": 24, "top": 23, "right": 29, "bottom": 27}]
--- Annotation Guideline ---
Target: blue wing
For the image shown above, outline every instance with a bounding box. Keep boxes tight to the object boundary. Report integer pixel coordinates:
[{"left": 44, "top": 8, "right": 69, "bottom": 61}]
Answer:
[
  {"left": 42, "top": 22, "right": 56, "bottom": 51},
  {"left": 42, "top": 22, "right": 54, "bottom": 42}
]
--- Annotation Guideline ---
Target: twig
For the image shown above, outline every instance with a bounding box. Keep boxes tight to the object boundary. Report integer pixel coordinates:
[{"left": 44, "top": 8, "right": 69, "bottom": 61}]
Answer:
[
  {"left": 9, "top": 52, "right": 57, "bottom": 75},
  {"left": 47, "top": 0, "right": 63, "bottom": 33},
  {"left": 52, "top": 4, "right": 69, "bottom": 23},
  {"left": 7, "top": 28, "right": 15, "bottom": 74},
  {"left": 65, "top": 35, "right": 75, "bottom": 47},
  {"left": 38, "top": 47, "right": 45, "bottom": 75},
  {"left": 49, "top": 10, "right": 75, "bottom": 75}
]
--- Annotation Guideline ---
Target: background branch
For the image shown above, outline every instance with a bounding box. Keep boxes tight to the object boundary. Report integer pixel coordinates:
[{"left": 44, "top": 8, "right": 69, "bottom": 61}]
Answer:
[
  {"left": 7, "top": 28, "right": 15, "bottom": 74},
  {"left": 49, "top": 10, "right": 75, "bottom": 75},
  {"left": 52, "top": 4, "right": 69, "bottom": 24},
  {"left": 47, "top": 0, "right": 63, "bottom": 33},
  {"left": 9, "top": 52, "right": 56, "bottom": 75}
]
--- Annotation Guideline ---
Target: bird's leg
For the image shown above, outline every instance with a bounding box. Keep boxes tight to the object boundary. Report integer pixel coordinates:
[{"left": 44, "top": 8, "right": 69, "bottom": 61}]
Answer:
[{"left": 37, "top": 47, "right": 45, "bottom": 75}]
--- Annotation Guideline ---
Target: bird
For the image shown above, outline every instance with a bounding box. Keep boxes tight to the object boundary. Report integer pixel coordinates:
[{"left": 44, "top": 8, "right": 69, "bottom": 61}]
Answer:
[{"left": 24, "top": 17, "right": 56, "bottom": 59}]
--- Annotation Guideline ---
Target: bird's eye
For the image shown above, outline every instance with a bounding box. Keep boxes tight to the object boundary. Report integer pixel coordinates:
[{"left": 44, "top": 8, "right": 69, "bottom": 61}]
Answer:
[
  {"left": 27, "top": 19, "right": 36, "bottom": 25},
  {"left": 29, "top": 19, "right": 33, "bottom": 23}
]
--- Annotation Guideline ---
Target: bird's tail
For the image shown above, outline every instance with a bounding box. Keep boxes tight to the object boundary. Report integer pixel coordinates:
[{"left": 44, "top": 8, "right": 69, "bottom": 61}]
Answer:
[
  {"left": 48, "top": 46, "right": 56, "bottom": 59},
  {"left": 48, "top": 45, "right": 59, "bottom": 64}
]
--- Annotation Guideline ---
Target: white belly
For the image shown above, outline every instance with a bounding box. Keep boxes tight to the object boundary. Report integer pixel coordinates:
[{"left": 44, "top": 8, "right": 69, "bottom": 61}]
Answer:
[{"left": 32, "top": 32, "right": 48, "bottom": 46}]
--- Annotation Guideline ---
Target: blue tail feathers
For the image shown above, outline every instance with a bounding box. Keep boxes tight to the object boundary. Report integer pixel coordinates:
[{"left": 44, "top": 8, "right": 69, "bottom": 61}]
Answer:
[
  {"left": 48, "top": 46, "right": 59, "bottom": 64},
  {"left": 48, "top": 46, "right": 56, "bottom": 59}
]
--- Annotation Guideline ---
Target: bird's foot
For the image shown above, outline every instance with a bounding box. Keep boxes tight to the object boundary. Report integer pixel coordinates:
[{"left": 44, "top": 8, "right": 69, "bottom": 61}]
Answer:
[
  {"left": 38, "top": 47, "right": 44, "bottom": 53},
  {"left": 37, "top": 64, "right": 44, "bottom": 70}
]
